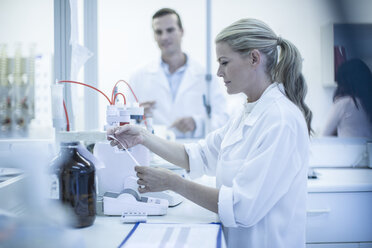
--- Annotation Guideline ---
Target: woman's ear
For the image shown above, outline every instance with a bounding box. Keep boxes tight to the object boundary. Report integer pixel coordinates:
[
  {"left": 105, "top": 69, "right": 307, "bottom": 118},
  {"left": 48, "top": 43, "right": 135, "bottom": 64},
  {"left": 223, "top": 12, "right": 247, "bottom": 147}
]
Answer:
[{"left": 250, "top": 49, "right": 261, "bottom": 67}]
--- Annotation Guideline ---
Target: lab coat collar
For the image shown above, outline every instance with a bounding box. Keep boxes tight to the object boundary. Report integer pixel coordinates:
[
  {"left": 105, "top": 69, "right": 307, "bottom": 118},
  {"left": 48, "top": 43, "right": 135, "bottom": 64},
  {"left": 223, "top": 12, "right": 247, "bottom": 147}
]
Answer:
[
  {"left": 147, "top": 55, "right": 201, "bottom": 75},
  {"left": 145, "top": 55, "right": 204, "bottom": 102},
  {"left": 146, "top": 57, "right": 162, "bottom": 73},
  {"left": 148, "top": 54, "right": 192, "bottom": 73},
  {"left": 221, "top": 83, "right": 285, "bottom": 150},
  {"left": 160, "top": 54, "right": 188, "bottom": 75},
  {"left": 244, "top": 82, "right": 286, "bottom": 126},
  {"left": 156, "top": 55, "right": 205, "bottom": 104}
]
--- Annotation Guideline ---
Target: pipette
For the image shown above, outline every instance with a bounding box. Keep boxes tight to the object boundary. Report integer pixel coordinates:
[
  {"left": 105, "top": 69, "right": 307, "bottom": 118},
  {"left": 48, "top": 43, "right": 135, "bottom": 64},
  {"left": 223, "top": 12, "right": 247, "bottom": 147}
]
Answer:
[{"left": 107, "top": 135, "right": 140, "bottom": 166}]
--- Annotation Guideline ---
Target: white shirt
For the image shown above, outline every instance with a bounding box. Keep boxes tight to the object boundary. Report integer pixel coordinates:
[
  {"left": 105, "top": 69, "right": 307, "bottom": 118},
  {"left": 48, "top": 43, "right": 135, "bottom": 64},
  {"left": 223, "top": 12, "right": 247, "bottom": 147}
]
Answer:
[
  {"left": 129, "top": 57, "right": 229, "bottom": 138},
  {"left": 160, "top": 57, "right": 187, "bottom": 101},
  {"left": 322, "top": 96, "right": 372, "bottom": 139},
  {"left": 185, "top": 83, "right": 309, "bottom": 248}
]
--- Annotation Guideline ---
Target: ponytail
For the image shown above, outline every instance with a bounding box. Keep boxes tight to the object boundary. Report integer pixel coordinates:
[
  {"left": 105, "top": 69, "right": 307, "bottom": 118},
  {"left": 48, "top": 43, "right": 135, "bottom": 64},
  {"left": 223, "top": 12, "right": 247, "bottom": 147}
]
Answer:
[{"left": 275, "top": 39, "right": 313, "bottom": 134}]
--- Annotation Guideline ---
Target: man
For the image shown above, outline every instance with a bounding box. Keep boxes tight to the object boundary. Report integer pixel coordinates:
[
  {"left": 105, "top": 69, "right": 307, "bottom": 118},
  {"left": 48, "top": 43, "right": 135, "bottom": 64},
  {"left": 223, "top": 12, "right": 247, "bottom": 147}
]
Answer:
[{"left": 129, "top": 8, "right": 228, "bottom": 138}]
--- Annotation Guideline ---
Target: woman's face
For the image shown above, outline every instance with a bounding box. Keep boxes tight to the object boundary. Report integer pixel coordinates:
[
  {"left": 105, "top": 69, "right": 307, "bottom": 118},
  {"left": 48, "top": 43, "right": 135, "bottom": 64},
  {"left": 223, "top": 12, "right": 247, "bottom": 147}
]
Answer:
[{"left": 216, "top": 42, "right": 256, "bottom": 96}]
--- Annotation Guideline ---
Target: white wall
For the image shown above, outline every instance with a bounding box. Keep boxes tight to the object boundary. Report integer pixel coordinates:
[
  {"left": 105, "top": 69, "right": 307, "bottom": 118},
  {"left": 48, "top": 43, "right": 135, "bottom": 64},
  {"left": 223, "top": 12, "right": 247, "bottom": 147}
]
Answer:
[{"left": 0, "top": 0, "right": 53, "bottom": 55}]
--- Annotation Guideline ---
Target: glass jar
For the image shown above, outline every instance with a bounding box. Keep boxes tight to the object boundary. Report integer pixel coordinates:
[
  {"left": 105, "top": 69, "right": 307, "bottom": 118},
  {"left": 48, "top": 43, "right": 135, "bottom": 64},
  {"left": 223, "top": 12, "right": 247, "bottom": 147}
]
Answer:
[{"left": 50, "top": 141, "right": 96, "bottom": 228}]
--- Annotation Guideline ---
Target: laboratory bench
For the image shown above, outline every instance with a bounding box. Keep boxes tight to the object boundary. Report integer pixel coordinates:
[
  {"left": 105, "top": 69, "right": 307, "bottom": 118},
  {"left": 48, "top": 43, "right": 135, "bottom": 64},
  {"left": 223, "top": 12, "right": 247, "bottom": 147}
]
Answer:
[
  {"left": 75, "top": 195, "right": 222, "bottom": 248},
  {"left": 2, "top": 146, "right": 372, "bottom": 247},
  {"left": 74, "top": 168, "right": 372, "bottom": 248},
  {"left": 2, "top": 137, "right": 372, "bottom": 247}
]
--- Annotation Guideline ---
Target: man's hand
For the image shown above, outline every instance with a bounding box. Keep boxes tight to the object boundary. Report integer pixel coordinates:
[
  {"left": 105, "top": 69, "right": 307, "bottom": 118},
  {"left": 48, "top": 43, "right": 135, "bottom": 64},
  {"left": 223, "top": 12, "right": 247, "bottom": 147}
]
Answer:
[
  {"left": 139, "top": 101, "right": 156, "bottom": 117},
  {"left": 170, "top": 117, "right": 196, "bottom": 133}
]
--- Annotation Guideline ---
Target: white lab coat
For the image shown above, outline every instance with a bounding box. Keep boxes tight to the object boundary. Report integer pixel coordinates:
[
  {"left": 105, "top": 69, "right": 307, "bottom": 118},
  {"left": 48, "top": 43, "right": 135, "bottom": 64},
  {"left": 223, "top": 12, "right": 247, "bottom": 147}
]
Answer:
[
  {"left": 185, "top": 83, "right": 309, "bottom": 248},
  {"left": 129, "top": 57, "right": 229, "bottom": 138}
]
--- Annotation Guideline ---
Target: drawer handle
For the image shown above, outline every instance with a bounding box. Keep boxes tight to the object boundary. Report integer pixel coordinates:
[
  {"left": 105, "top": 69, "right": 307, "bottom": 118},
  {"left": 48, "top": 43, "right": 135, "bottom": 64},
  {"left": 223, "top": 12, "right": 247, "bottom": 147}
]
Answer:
[{"left": 307, "top": 208, "right": 331, "bottom": 216}]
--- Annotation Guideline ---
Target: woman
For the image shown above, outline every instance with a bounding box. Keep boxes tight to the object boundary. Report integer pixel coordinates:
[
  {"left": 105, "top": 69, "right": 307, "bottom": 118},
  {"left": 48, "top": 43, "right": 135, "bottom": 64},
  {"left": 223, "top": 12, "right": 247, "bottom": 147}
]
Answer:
[
  {"left": 323, "top": 59, "right": 372, "bottom": 139},
  {"left": 108, "top": 18, "right": 312, "bottom": 248}
]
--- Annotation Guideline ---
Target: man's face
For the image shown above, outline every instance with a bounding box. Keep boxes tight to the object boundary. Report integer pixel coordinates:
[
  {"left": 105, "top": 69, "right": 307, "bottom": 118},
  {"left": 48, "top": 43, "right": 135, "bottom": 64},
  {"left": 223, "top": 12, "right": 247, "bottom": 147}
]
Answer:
[{"left": 152, "top": 14, "right": 183, "bottom": 56}]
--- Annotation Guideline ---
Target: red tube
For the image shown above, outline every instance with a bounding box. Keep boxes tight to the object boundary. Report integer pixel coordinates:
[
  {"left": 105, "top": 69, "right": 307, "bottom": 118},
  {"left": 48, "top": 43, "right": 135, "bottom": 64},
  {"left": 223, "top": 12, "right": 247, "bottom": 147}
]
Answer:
[
  {"left": 63, "top": 100, "right": 70, "bottom": 131},
  {"left": 58, "top": 80, "right": 112, "bottom": 105},
  {"left": 58, "top": 80, "right": 113, "bottom": 131},
  {"left": 113, "top": 92, "right": 127, "bottom": 105},
  {"left": 111, "top": 80, "right": 139, "bottom": 103}
]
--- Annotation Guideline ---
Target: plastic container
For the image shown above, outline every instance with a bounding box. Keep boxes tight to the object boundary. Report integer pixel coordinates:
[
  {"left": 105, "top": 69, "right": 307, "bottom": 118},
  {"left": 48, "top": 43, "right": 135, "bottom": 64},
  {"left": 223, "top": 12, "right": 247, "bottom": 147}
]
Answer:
[
  {"left": 50, "top": 142, "right": 96, "bottom": 228},
  {"left": 51, "top": 84, "right": 66, "bottom": 131},
  {"left": 94, "top": 142, "right": 149, "bottom": 196}
]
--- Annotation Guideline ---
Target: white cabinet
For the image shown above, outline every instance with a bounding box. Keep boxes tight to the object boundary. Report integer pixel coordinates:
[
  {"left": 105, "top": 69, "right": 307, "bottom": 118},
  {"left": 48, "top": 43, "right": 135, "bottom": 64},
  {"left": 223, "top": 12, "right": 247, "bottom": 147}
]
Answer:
[
  {"left": 307, "top": 192, "right": 372, "bottom": 242},
  {"left": 307, "top": 168, "right": 372, "bottom": 247}
]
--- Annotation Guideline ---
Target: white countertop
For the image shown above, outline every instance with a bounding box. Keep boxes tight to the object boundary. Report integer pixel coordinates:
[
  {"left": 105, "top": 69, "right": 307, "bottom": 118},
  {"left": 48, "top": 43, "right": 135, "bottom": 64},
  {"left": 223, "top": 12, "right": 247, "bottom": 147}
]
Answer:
[
  {"left": 307, "top": 168, "right": 372, "bottom": 193},
  {"left": 3, "top": 138, "right": 372, "bottom": 246},
  {"left": 75, "top": 198, "right": 219, "bottom": 248},
  {"left": 76, "top": 167, "right": 372, "bottom": 247},
  {"left": 75, "top": 168, "right": 372, "bottom": 247}
]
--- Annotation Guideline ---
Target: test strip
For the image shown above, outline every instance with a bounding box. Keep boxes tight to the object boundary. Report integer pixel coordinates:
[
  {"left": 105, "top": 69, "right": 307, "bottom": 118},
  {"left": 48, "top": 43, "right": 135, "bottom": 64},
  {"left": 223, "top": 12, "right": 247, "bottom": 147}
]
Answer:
[{"left": 107, "top": 135, "right": 141, "bottom": 166}]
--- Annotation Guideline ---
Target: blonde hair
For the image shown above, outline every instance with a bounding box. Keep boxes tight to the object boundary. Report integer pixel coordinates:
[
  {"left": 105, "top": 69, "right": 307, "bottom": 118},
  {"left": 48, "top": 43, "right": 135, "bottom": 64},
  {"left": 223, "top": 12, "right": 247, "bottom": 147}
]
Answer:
[{"left": 216, "top": 18, "right": 312, "bottom": 134}]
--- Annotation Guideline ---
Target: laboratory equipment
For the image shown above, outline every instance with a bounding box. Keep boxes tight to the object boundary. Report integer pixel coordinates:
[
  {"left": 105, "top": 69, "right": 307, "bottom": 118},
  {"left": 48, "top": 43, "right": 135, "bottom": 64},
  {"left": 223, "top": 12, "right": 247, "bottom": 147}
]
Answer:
[
  {"left": 146, "top": 153, "right": 185, "bottom": 206},
  {"left": 12, "top": 45, "right": 26, "bottom": 135},
  {"left": 49, "top": 141, "right": 96, "bottom": 228},
  {"left": 0, "top": 44, "right": 36, "bottom": 138},
  {"left": 97, "top": 132, "right": 175, "bottom": 213},
  {"left": 103, "top": 189, "right": 168, "bottom": 216},
  {"left": 141, "top": 190, "right": 183, "bottom": 207},
  {"left": 51, "top": 84, "right": 66, "bottom": 131},
  {"left": 53, "top": 79, "right": 179, "bottom": 216},
  {"left": 107, "top": 134, "right": 140, "bottom": 166},
  {"left": 93, "top": 101, "right": 150, "bottom": 195},
  {"left": 102, "top": 175, "right": 168, "bottom": 216},
  {"left": 121, "top": 211, "right": 147, "bottom": 223},
  {"left": 94, "top": 141, "right": 149, "bottom": 195},
  {"left": 0, "top": 44, "right": 11, "bottom": 136}
]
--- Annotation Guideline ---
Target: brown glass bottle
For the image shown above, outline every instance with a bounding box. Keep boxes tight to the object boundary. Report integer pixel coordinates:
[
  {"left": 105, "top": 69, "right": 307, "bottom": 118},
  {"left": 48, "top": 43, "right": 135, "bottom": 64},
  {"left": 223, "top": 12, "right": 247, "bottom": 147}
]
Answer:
[{"left": 51, "top": 142, "right": 96, "bottom": 228}]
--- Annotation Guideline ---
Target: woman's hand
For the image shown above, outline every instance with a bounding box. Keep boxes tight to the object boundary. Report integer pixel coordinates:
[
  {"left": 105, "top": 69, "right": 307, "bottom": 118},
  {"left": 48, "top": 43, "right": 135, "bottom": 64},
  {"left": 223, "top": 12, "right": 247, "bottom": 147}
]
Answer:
[
  {"left": 135, "top": 166, "right": 179, "bottom": 193},
  {"left": 135, "top": 165, "right": 219, "bottom": 214},
  {"left": 107, "top": 124, "right": 145, "bottom": 150}
]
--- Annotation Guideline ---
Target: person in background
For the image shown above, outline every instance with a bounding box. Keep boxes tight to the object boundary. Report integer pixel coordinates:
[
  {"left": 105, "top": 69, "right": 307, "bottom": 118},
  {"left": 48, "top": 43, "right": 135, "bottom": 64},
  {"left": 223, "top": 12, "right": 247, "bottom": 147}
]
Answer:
[
  {"left": 322, "top": 59, "right": 372, "bottom": 139},
  {"left": 109, "top": 18, "right": 312, "bottom": 247},
  {"left": 129, "top": 8, "right": 228, "bottom": 138}
]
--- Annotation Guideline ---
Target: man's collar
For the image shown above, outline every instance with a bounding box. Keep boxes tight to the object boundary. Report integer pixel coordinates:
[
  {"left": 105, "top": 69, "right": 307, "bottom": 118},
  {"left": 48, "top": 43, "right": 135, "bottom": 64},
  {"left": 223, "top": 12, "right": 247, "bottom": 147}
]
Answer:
[{"left": 160, "top": 53, "right": 188, "bottom": 74}]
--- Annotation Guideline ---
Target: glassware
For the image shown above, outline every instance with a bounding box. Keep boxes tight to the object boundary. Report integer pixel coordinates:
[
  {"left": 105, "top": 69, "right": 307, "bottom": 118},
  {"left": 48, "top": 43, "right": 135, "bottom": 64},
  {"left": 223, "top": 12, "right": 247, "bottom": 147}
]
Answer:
[{"left": 50, "top": 141, "right": 96, "bottom": 228}]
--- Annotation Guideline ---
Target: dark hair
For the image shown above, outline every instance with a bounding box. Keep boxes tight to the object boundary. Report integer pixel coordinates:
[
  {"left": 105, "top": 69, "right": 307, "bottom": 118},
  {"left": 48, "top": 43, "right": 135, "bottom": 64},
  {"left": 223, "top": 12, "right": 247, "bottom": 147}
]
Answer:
[
  {"left": 334, "top": 58, "right": 372, "bottom": 123},
  {"left": 152, "top": 8, "right": 183, "bottom": 30}
]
